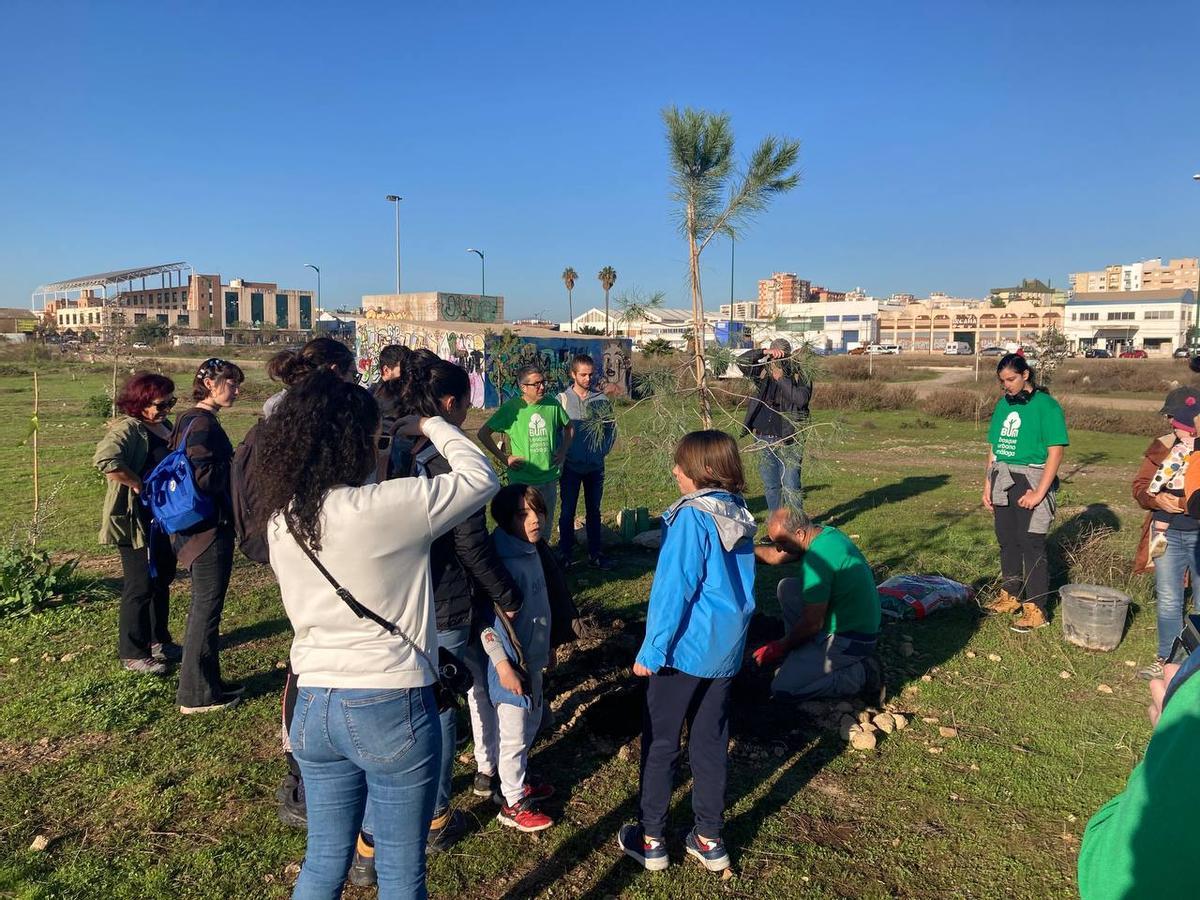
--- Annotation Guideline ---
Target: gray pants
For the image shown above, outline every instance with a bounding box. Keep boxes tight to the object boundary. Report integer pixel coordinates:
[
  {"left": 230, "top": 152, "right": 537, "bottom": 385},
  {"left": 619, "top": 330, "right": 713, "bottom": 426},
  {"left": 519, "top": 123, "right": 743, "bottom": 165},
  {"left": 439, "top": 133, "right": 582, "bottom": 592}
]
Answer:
[{"left": 771, "top": 577, "right": 875, "bottom": 700}]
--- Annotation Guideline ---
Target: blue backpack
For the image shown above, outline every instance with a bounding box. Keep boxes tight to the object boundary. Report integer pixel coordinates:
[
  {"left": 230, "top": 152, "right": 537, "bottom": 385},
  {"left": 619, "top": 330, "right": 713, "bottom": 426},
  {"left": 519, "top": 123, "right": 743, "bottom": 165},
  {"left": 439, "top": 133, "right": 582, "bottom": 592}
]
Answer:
[{"left": 142, "top": 419, "right": 215, "bottom": 534}]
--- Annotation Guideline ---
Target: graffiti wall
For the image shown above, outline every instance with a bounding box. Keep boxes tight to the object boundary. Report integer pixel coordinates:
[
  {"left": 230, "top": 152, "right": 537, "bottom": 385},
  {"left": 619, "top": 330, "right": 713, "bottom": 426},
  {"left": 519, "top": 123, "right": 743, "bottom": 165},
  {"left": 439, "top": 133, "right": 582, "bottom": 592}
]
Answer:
[
  {"left": 359, "top": 292, "right": 504, "bottom": 324},
  {"left": 353, "top": 317, "right": 631, "bottom": 409}
]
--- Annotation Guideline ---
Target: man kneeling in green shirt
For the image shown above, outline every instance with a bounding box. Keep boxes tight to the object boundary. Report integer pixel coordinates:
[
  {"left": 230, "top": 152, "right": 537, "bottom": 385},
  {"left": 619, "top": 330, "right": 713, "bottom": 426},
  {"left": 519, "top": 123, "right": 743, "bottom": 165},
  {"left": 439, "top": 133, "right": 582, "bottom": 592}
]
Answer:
[{"left": 752, "top": 508, "right": 883, "bottom": 702}]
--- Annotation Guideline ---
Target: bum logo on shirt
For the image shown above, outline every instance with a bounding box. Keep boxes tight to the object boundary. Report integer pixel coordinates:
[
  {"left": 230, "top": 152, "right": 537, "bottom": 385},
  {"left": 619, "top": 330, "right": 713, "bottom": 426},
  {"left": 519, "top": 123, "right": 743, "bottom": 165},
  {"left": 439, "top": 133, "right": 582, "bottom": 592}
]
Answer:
[
  {"left": 527, "top": 412, "right": 550, "bottom": 457},
  {"left": 528, "top": 413, "right": 547, "bottom": 438},
  {"left": 997, "top": 410, "right": 1021, "bottom": 457}
]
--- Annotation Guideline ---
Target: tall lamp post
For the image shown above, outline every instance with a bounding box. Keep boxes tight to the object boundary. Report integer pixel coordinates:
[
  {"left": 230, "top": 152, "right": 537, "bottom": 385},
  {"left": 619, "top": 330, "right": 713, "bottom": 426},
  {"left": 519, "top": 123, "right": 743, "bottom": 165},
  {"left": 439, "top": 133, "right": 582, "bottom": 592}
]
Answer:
[
  {"left": 467, "top": 248, "right": 485, "bottom": 299},
  {"left": 385, "top": 194, "right": 402, "bottom": 294},
  {"left": 304, "top": 263, "right": 321, "bottom": 313},
  {"left": 1192, "top": 175, "right": 1200, "bottom": 351}
]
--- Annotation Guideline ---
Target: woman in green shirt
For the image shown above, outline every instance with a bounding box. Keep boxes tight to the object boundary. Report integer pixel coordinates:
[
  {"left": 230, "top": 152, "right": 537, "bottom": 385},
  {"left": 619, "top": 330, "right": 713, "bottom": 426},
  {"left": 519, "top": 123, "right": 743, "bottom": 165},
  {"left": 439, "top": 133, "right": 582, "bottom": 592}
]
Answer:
[{"left": 981, "top": 354, "right": 1068, "bottom": 632}]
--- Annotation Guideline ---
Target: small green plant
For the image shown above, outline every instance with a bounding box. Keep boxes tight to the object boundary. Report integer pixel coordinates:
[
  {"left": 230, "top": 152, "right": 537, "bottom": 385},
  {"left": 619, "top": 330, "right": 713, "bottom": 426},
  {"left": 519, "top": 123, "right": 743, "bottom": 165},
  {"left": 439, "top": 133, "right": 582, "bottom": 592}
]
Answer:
[
  {"left": 0, "top": 543, "right": 85, "bottom": 618},
  {"left": 85, "top": 393, "right": 113, "bottom": 419}
]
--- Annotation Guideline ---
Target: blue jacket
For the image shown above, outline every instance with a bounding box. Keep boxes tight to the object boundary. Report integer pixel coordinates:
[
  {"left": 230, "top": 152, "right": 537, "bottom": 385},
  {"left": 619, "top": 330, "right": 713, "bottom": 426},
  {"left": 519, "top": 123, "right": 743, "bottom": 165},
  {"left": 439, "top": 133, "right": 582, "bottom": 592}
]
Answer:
[{"left": 635, "top": 489, "right": 757, "bottom": 678}]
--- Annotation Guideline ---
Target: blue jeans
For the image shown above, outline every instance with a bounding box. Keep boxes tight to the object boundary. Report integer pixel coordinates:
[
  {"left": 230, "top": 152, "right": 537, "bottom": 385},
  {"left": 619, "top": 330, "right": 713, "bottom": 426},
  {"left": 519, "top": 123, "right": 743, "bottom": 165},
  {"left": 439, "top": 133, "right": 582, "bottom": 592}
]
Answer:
[
  {"left": 290, "top": 685, "right": 441, "bottom": 900},
  {"left": 755, "top": 438, "right": 802, "bottom": 514},
  {"left": 559, "top": 465, "right": 605, "bottom": 558},
  {"left": 1153, "top": 528, "right": 1200, "bottom": 659}
]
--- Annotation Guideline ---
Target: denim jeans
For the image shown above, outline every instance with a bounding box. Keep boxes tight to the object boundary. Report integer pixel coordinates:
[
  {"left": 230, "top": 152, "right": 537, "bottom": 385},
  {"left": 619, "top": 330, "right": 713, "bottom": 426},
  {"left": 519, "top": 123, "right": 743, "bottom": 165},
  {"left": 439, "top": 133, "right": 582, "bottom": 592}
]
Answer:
[
  {"left": 290, "top": 685, "right": 440, "bottom": 900},
  {"left": 755, "top": 437, "right": 802, "bottom": 514},
  {"left": 558, "top": 465, "right": 605, "bottom": 559},
  {"left": 1153, "top": 528, "right": 1200, "bottom": 659},
  {"left": 176, "top": 526, "right": 234, "bottom": 708}
]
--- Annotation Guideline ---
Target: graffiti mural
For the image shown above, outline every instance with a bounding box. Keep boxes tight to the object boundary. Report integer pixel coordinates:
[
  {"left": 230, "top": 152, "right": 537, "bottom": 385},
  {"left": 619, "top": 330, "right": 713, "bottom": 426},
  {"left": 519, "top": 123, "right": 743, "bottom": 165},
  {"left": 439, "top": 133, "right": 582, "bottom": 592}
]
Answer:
[
  {"left": 353, "top": 317, "right": 631, "bottom": 409},
  {"left": 440, "top": 294, "right": 499, "bottom": 323}
]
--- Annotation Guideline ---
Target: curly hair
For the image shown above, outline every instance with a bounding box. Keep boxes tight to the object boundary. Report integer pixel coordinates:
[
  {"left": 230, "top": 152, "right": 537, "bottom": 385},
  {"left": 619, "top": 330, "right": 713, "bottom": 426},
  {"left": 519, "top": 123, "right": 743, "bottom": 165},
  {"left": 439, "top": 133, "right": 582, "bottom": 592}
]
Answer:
[
  {"left": 267, "top": 337, "right": 355, "bottom": 385},
  {"left": 116, "top": 372, "right": 175, "bottom": 418},
  {"left": 252, "top": 370, "right": 379, "bottom": 551}
]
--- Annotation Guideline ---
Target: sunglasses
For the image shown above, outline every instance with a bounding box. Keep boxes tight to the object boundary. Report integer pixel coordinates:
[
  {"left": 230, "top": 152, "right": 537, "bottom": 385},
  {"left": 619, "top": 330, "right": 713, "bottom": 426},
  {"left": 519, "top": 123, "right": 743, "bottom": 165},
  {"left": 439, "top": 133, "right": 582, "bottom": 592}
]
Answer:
[{"left": 151, "top": 398, "right": 177, "bottom": 411}]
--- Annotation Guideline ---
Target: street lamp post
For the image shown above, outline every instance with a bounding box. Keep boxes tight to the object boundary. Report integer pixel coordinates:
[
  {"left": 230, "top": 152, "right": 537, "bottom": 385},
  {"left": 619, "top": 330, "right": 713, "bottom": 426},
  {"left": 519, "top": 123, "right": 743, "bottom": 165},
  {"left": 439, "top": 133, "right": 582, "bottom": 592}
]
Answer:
[
  {"left": 467, "top": 248, "right": 485, "bottom": 299},
  {"left": 304, "top": 264, "right": 321, "bottom": 313},
  {"left": 385, "top": 195, "right": 402, "bottom": 294},
  {"left": 1192, "top": 176, "right": 1200, "bottom": 351}
]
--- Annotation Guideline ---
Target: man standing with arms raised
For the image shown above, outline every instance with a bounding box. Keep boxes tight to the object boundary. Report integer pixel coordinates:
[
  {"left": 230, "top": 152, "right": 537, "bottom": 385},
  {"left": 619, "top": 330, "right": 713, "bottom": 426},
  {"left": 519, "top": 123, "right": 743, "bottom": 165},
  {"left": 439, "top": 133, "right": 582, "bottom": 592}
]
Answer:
[
  {"left": 479, "top": 364, "right": 574, "bottom": 540},
  {"left": 556, "top": 354, "right": 617, "bottom": 570}
]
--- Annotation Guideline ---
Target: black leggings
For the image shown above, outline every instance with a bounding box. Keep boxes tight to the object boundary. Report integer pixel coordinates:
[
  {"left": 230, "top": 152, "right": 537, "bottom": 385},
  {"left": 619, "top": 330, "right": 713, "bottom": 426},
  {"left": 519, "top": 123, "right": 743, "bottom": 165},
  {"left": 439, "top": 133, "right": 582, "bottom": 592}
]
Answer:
[{"left": 993, "top": 473, "right": 1050, "bottom": 610}]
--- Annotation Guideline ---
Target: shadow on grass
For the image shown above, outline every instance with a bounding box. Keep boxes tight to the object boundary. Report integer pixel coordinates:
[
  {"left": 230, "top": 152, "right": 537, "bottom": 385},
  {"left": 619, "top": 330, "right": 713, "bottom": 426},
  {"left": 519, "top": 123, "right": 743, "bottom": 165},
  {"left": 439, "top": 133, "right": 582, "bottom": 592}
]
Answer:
[
  {"left": 815, "top": 475, "right": 951, "bottom": 528},
  {"left": 221, "top": 616, "right": 291, "bottom": 650}
]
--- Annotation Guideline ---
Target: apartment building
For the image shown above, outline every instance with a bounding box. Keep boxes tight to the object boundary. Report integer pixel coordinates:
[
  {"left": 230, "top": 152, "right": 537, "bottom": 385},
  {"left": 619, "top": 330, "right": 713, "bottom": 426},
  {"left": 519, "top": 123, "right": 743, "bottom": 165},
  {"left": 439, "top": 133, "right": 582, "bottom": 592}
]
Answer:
[
  {"left": 877, "top": 299, "right": 1061, "bottom": 351},
  {"left": 718, "top": 301, "right": 759, "bottom": 319},
  {"left": 757, "top": 273, "right": 810, "bottom": 317},
  {"left": 1069, "top": 258, "right": 1199, "bottom": 295}
]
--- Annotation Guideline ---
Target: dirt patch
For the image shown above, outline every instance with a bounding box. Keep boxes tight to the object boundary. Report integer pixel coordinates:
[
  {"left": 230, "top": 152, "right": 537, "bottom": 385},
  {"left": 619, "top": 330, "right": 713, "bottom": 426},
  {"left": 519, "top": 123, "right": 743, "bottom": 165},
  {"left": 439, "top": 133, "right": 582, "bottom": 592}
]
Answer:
[
  {"left": 581, "top": 684, "right": 645, "bottom": 739},
  {"left": 0, "top": 731, "right": 115, "bottom": 774}
]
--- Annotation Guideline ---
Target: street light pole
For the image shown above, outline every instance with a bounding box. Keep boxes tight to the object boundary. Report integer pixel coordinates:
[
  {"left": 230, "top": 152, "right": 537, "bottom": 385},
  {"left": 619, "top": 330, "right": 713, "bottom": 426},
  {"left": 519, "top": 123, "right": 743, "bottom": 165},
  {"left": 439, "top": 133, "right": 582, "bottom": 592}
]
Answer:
[
  {"left": 467, "top": 248, "right": 485, "bottom": 299},
  {"left": 1191, "top": 175, "right": 1200, "bottom": 351},
  {"left": 385, "top": 195, "right": 402, "bottom": 294},
  {"left": 304, "top": 264, "right": 321, "bottom": 313}
]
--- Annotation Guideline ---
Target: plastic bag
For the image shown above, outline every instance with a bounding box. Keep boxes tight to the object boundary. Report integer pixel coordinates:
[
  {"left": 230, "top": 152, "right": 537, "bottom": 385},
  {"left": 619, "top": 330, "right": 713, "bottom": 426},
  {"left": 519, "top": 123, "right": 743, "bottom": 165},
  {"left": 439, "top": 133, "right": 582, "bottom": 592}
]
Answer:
[{"left": 877, "top": 575, "right": 973, "bottom": 620}]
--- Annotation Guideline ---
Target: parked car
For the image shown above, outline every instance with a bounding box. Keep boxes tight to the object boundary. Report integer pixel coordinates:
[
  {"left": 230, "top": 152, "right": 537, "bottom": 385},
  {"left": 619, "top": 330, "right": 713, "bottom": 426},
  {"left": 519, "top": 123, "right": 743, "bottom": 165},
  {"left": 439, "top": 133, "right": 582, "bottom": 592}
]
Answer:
[
  {"left": 1084, "top": 348, "right": 1112, "bottom": 359},
  {"left": 979, "top": 346, "right": 1007, "bottom": 357},
  {"left": 943, "top": 341, "right": 972, "bottom": 355},
  {"left": 1119, "top": 349, "right": 1148, "bottom": 359},
  {"left": 131, "top": 342, "right": 150, "bottom": 350},
  {"left": 848, "top": 346, "right": 868, "bottom": 355},
  {"left": 1173, "top": 347, "right": 1192, "bottom": 359},
  {"left": 866, "top": 344, "right": 901, "bottom": 355}
]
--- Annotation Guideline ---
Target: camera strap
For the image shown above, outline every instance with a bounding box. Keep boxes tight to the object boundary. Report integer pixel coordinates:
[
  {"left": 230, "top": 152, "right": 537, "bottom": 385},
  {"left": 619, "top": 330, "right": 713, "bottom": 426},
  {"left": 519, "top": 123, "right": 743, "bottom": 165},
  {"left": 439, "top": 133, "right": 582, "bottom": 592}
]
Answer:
[{"left": 286, "top": 514, "right": 441, "bottom": 684}]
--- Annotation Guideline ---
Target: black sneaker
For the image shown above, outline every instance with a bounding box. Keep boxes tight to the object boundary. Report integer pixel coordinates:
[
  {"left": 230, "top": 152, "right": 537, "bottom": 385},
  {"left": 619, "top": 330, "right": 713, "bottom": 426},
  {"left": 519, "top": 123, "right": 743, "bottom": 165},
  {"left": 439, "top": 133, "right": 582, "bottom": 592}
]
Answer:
[
  {"left": 589, "top": 555, "right": 614, "bottom": 571},
  {"left": 348, "top": 836, "right": 376, "bottom": 887},
  {"left": 150, "top": 641, "right": 183, "bottom": 663},
  {"left": 472, "top": 771, "right": 498, "bottom": 799},
  {"left": 275, "top": 773, "right": 307, "bottom": 829},
  {"left": 427, "top": 808, "right": 469, "bottom": 852}
]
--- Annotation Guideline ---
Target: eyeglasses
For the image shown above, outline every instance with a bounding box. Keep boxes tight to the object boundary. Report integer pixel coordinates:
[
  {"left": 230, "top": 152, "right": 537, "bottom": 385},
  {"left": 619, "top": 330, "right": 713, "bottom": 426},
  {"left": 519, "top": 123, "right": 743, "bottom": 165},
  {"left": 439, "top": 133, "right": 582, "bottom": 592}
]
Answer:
[
  {"left": 151, "top": 397, "right": 177, "bottom": 411},
  {"left": 521, "top": 380, "right": 547, "bottom": 389}
]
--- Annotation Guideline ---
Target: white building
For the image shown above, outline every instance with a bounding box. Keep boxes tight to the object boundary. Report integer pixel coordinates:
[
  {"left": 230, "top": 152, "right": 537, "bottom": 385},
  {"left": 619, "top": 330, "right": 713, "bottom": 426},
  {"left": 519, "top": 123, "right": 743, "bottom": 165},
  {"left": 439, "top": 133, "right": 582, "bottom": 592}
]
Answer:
[
  {"left": 1064, "top": 289, "right": 1196, "bottom": 355},
  {"left": 718, "top": 301, "right": 759, "bottom": 319},
  {"left": 768, "top": 299, "right": 881, "bottom": 351},
  {"left": 561, "top": 306, "right": 698, "bottom": 347}
]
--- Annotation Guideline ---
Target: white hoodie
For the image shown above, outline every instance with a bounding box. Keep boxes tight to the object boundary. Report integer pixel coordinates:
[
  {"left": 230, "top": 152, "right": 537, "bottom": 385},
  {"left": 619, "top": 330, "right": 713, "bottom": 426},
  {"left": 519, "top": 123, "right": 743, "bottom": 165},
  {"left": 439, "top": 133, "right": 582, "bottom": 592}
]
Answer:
[{"left": 269, "top": 417, "right": 499, "bottom": 689}]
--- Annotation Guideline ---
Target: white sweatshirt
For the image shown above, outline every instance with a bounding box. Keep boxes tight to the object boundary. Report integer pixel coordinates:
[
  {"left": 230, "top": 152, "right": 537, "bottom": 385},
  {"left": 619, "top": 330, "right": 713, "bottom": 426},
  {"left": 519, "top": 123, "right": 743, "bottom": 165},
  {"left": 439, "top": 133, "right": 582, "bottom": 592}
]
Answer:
[{"left": 269, "top": 417, "right": 500, "bottom": 689}]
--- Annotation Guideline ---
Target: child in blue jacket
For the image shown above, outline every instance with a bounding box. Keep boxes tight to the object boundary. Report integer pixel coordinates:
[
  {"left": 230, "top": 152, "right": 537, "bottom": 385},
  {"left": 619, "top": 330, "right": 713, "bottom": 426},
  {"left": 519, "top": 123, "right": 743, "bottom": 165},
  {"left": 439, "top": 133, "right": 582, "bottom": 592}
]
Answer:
[{"left": 618, "top": 430, "right": 757, "bottom": 874}]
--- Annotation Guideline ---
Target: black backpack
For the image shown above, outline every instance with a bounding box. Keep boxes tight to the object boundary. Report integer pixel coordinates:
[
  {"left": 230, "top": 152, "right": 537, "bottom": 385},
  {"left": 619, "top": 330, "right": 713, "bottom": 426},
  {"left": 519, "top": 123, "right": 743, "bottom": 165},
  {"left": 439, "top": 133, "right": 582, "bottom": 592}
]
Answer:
[{"left": 231, "top": 420, "right": 270, "bottom": 564}]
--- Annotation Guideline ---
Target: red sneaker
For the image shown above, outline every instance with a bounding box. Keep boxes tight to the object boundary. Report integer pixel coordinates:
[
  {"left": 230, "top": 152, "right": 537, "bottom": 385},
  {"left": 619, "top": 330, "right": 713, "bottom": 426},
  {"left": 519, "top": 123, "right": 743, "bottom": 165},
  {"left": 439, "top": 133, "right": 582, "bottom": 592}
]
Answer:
[
  {"left": 497, "top": 801, "right": 554, "bottom": 832},
  {"left": 523, "top": 781, "right": 555, "bottom": 803}
]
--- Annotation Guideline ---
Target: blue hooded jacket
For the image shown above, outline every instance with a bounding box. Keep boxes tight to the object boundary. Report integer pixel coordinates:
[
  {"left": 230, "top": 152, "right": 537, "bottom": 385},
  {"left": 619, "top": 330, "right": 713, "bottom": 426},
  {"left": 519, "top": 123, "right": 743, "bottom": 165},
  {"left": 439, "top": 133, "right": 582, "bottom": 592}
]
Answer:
[{"left": 635, "top": 489, "right": 758, "bottom": 678}]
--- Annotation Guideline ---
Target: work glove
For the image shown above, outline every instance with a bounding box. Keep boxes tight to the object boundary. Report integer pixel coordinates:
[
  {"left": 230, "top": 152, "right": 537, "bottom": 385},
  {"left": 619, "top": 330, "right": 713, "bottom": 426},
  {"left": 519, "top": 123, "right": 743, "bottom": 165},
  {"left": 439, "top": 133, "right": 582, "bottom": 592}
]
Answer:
[{"left": 752, "top": 640, "right": 788, "bottom": 669}]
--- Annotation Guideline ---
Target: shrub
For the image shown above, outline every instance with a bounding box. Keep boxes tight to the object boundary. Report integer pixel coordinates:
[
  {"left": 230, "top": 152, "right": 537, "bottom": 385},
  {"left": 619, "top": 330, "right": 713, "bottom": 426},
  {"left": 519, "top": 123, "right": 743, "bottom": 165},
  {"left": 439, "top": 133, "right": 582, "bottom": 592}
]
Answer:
[
  {"left": 813, "top": 382, "right": 917, "bottom": 411},
  {"left": 85, "top": 394, "right": 114, "bottom": 419},
  {"left": 1059, "top": 401, "right": 1163, "bottom": 436},
  {"left": 919, "top": 389, "right": 992, "bottom": 422},
  {"left": 0, "top": 544, "right": 90, "bottom": 619}
]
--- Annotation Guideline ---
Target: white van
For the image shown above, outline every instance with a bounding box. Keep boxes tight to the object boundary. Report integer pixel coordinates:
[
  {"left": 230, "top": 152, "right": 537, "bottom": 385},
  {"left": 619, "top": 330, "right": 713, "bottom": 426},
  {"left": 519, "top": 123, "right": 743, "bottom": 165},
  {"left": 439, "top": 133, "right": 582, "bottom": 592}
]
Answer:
[
  {"left": 943, "top": 341, "right": 972, "bottom": 355},
  {"left": 867, "top": 344, "right": 901, "bottom": 355}
]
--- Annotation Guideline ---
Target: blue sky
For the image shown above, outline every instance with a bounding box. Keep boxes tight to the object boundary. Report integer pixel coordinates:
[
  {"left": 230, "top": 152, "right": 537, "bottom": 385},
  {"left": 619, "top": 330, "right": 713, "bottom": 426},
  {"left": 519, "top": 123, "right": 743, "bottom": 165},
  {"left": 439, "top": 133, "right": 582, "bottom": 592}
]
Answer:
[{"left": 2, "top": 1, "right": 1199, "bottom": 318}]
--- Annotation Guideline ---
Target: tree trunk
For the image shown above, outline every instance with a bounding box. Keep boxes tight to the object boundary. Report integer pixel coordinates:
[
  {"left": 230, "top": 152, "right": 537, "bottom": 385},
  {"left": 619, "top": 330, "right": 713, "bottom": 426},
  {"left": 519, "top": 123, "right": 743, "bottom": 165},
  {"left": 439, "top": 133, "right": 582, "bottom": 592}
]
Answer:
[
  {"left": 568, "top": 288, "right": 574, "bottom": 334},
  {"left": 686, "top": 201, "right": 712, "bottom": 428},
  {"left": 604, "top": 288, "right": 610, "bottom": 337}
]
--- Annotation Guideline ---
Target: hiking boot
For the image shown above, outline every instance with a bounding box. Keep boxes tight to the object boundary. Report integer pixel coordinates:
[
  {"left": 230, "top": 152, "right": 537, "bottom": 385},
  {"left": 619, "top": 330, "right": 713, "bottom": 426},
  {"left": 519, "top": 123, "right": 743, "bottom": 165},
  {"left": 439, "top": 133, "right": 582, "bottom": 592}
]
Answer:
[
  {"left": 1010, "top": 602, "right": 1049, "bottom": 633},
  {"left": 684, "top": 827, "right": 731, "bottom": 873},
  {"left": 275, "top": 773, "right": 307, "bottom": 829},
  {"left": 617, "top": 823, "right": 669, "bottom": 871},
  {"left": 983, "top": 589, "right": 1022, "bottom": 615},
  {"left": 427, "top": 808, "right": 469, "bottom": 852},
  {"left": 150, "top": 641, "right": 183, "bottom": 663},
  {"left": 473, "top": 771, "right": 498, "bottom": 799},
  {"left": 860, "top": 654, "right": 886, "bottom": 707},
  {"left": 1138, "top": 657, "right": 1166, "bottom": 681},
  {"left": 179, "top": 695, "right": 242, "bottom": 715},
  {"left": 497, "top": 799, "right": 553, "bottom": 832},
  {"left": 122, "top": 657, "right": 169, "bottom": 676},
  {"left": 348, "top": 834, "right": 376, "bottom": 887}
]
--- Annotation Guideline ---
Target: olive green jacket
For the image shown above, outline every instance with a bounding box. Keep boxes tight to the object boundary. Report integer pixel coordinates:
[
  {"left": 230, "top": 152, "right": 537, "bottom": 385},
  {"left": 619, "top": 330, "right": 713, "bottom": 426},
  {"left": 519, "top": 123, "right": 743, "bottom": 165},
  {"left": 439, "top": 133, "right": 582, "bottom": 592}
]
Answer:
[{"left": 93, "top": 416, "right": 153, "bottom": 548}]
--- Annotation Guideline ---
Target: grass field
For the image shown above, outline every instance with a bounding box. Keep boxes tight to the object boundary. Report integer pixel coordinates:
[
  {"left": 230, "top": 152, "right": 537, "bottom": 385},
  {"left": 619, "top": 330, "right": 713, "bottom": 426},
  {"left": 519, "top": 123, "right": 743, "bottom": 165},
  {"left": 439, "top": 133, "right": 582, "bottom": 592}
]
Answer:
[{"left": 0, "top": 355, "right": 1166, "bottom": 899}]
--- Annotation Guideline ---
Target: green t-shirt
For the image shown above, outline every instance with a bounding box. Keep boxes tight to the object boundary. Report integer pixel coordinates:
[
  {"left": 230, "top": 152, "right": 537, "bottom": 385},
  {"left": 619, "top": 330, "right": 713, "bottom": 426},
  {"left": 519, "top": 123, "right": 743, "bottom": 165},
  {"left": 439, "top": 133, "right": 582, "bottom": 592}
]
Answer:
[
  {"left": 987, "top": 390, "right": 1069, "bottom": 465},
  {"left": 801, "top": 527, "right": 880, "bottom": 636},
  {"left": 485, "top": 397, "right": 571, "bottom": 485}
]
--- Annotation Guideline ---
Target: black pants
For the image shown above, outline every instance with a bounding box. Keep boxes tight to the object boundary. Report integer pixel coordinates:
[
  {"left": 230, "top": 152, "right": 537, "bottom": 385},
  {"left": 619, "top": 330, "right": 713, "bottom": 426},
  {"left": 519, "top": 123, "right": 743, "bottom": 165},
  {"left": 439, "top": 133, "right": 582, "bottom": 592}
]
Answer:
[
  {"left": 117, "top": 537, "right": 177, "bottom": 659},
  {"left": 639, "top": 669, "right": 731, "bottom": 840},
  {"left": 283, "top": 662, "right": 301, "bottom": 778},
  {"left": 993, "top": 473, "right": 1050, "bottom": 611},
  {"left": 558, "top": 465, "right": 605, "bottom": 559},
  {"left": 176, "top": 527, "right": 235, "bottom": 708}
]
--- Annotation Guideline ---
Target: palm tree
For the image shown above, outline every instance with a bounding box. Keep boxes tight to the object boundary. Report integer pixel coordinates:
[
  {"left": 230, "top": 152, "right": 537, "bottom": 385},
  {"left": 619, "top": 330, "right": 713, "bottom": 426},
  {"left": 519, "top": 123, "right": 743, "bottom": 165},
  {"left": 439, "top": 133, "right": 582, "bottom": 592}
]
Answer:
[
  {"left": 598, "top": 266, "right": 617, "bottom": 336},
  {"left": 663, "top": 106, "right": 800, "bottom": 426},
  {"left": 561, "top": 267, "right": 578, "bottom": 333}
]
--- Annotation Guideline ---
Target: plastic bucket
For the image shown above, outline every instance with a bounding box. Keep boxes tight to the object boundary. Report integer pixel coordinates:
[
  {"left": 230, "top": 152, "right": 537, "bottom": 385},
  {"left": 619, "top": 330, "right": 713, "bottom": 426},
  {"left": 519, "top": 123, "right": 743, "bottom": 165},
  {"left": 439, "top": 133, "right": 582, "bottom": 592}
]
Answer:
[
  {"left": 1059, "top": 583, "right": 1131, "bottom": 652},
  {"left": 636, "top": 507, "right": 650, "bottom": 533}
]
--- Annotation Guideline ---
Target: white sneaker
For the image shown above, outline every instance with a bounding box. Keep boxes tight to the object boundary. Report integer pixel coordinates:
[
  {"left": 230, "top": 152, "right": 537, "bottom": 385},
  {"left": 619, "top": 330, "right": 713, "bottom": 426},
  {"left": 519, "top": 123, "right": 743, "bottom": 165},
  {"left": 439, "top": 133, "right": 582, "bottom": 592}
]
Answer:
[{"left": 180, "top": 695, "right": 242, "bottom": 715}]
